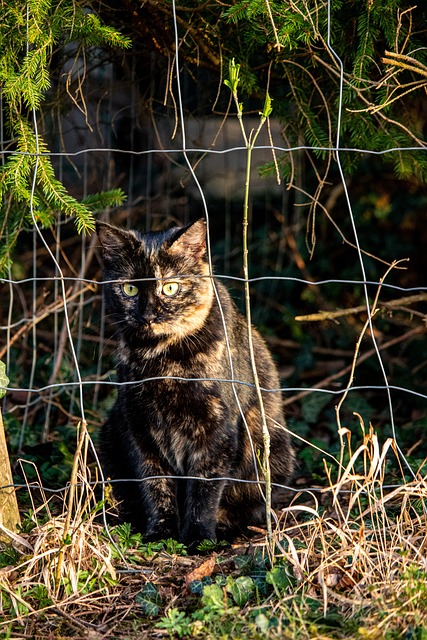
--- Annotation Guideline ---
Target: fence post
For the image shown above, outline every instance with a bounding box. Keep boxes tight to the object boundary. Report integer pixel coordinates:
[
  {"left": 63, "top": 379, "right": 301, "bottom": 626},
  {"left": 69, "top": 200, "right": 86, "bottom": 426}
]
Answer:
[{"left": 0, "top": 406, "right": 21, "bottom": 539}]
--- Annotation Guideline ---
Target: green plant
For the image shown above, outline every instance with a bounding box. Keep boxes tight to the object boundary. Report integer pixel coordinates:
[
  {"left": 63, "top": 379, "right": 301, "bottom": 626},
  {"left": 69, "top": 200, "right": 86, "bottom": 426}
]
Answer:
[
  {"left": 226, "top": 575, "right": 255, "bottom": 607},
  {"left": 136, "top": 581, "right": 162, "bottom": 616},
  {"left": 224, "top": 57, "right": 276, "bottom": 548},
  {"left": 197, "top": 538, "right": 229, "bottom": 552},
  {"left": 61, "top": 566, "right": 117, "bottom": 596},
  {"left": 160, "top": 537, "right": 188, "bottom": 556},
  {"left": 106, "top": 525, "right": 188, "bottom": 564},
  {"left": 109, "top": 522, "right": 143, "bottom": 556},
  {"left": 156, "top": 607, "right": 192, "bottom": 638},
  {"left": 0, "top": 361, "right": 8, "bottom": 399},
  {"left": 0, "top": 0, "right": 130, "bottom": 274},
  {"left": 0, "top": 544, "right": 20, "bottom": 568}
]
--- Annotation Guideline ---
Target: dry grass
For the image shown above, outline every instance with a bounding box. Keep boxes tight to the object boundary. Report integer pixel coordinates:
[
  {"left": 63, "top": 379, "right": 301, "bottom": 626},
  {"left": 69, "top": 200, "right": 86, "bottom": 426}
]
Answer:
[
  {"left": 0, "top": 424, "right": 119, "bottom": 636},
  {"left": 275, "top": 419, "right": 427, "bottom": 635},
  {"left": 1, "top": 419, "right": 427, "bottom": 638}
]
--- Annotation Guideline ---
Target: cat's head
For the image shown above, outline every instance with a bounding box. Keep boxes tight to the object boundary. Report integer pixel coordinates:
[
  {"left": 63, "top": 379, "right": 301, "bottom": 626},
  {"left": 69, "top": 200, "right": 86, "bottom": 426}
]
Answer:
[{"left": 96, "top": 219, "right": 214, "bottom": 342}]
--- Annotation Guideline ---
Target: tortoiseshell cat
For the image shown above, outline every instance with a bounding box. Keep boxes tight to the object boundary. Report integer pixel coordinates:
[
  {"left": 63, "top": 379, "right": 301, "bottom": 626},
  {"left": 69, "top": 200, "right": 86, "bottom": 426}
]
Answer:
[{"left": 97, "top": 219, "right": 294, "bottom": 546}]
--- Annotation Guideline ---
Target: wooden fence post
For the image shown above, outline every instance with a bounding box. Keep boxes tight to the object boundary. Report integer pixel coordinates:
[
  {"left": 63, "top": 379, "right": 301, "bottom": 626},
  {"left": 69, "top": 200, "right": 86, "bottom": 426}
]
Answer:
[{"left": 0, "top": 363, "right": 21, "bottom": 539}]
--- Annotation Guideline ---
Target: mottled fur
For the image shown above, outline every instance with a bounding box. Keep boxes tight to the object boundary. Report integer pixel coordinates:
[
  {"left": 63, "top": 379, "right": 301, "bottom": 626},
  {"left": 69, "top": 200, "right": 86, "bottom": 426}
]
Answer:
[{"left": 97, "top": 219, "right": 295, "bottom": 546}]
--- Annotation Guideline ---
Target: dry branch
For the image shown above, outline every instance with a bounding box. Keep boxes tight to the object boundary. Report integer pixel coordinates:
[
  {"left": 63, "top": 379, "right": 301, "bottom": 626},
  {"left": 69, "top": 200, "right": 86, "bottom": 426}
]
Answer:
[
  {"left": 295, "top": 293, "right": 427, "bottom": 322},
  {"left": 283, "top": 325, "right": 425, "bottom": 406},
  {"left": 0, "top": 283, "right": 96, "bottom": 361},
  {"left": 382, "top": 50, "right": 427, "bottom": 79}
]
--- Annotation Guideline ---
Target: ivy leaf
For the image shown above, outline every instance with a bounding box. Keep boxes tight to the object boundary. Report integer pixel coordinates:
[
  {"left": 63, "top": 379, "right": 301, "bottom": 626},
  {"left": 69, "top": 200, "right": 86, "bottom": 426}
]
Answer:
[
  {"left": 135, "top": 582, "right": 162, "bottom": 616},
  {"left": 255, "top": 612, "right": 279, "bottom": 632},
  {"left": 255, "top": 613, "right": 270, "bottom": 633},
  {"left": 189, "top": 576, "right": 212, "bottom": 595},
  {"left": 185, "top": 554, "right": 216, "bottom": 591},
  {"left": 0, "top": 361, "right": 9, "bottom": 399},
  {"left": 226, "top": 575, "right": 255, "bottom": 607},
  {"left": 266, "top": 566, "right": 294, "bottom": 590}
]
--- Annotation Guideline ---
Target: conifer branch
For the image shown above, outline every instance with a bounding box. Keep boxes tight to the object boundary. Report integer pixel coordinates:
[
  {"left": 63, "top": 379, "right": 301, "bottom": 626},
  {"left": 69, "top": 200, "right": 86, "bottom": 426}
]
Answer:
[{"left": 0, "top": 0, "right": 130, "bottom": 273}]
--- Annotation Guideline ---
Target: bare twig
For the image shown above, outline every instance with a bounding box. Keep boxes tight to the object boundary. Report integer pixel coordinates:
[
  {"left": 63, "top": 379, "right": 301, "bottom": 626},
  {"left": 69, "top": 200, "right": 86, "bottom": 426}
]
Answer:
[
  {"left": 295, "top": 291, "right": 426, "bottom": 323},
  {"left": 283, "top": 325, "right": 425, "bottom": 407}
]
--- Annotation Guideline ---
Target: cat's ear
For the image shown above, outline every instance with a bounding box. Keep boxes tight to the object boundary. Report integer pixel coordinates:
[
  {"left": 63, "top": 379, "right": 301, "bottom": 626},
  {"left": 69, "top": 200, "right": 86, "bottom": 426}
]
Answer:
[
  {"left": 169, "top": 219, "right": 207, "bottom": 260},
  {"left": 96, "top": 221, "right": 136, "bottom": 257}
]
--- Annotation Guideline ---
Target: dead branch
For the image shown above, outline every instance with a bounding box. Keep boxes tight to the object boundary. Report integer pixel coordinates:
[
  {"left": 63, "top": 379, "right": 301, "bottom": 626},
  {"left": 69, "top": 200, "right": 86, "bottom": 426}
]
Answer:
[
  {"left": 295, "top": 293, "right": 427, "bottom": 323},
  {"left": 283, "top": 325, "right": 425, "bottom": 406},
  {"left": 0, "top": 284, "right": 96, "bottom": 361},
  {"left": 382, "top": 50, "right": 427, "bottom": 79}
]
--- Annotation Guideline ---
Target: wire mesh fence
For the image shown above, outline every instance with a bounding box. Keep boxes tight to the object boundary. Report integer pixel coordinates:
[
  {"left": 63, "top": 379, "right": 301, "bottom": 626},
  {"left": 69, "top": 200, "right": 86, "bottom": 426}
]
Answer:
[{"left": 1, "top": 0, "right": 427, "bottom": 631}]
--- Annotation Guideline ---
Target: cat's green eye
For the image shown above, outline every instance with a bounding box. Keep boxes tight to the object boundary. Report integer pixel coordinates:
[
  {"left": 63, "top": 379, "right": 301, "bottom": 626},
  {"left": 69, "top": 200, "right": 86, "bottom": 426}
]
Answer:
[
  {"left": 162, "top": 281, "right": 180, "bottom": 297},
  {"left": 122, "top": 283, "right": 139, "bottom": 297}
]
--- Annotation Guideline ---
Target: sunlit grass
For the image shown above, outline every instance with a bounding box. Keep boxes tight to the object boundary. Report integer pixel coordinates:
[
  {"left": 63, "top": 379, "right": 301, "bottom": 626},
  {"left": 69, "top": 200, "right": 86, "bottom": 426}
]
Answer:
[{"left": 1, "top": 419, "right": 427, "bottom": 638}]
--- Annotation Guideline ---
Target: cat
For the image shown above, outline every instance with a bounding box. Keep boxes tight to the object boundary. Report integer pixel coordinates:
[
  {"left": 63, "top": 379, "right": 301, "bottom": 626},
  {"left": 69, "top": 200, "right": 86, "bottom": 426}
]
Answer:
[{"left": 96, "top": 218, "right": 295, "bottom": 547}]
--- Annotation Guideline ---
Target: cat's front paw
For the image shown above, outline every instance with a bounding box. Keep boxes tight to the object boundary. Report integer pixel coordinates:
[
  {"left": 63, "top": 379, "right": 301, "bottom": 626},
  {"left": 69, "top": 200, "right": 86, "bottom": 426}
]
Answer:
[
  {"left": 144, "top": 518, "right": 179, "bottom": 543},
  {"left": 179, "top": 522, "right": 216, "bottom": 551}
]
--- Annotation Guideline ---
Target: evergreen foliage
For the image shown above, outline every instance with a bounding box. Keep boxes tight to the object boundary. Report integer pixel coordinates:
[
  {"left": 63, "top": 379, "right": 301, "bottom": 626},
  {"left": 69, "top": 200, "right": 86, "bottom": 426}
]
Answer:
[
  {"left": 1, "top": 0, "right": 425, "bottom": 277},
  {"left": 0, "top": 0, "right": 130, "bottom": 275},
  {"left": 91, "top": 0, "right": 426, "bottom": 182}
]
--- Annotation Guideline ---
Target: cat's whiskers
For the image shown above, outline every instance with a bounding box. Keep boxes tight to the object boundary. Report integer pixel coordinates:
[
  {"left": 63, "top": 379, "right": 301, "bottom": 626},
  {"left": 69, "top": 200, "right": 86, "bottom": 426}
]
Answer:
[
  {"left": 183, "top": 331, "right": 209, "bottom": 356},
  {"left": 103, "top": 314, "right": 129, "bottom": 327}
]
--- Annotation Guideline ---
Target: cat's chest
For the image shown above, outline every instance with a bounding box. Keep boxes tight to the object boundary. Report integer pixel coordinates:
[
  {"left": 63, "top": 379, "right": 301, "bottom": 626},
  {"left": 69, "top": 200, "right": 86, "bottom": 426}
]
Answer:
[
  {"left": 155, "top": 408, "right": 209, "bottom": 473},
  {"left": 149, "top": 385, "right": 226, "bottom": 473},
  {"left": 123, "top": 367, "right": 227, "bottom": 473},
  {"left": 122, "top": 343, "right": 220, "bottom": 381}
]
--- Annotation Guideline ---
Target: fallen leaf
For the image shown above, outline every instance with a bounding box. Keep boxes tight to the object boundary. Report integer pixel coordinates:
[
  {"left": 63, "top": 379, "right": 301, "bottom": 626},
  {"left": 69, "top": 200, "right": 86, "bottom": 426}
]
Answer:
[{"left": 185, "top": 555, "right": 216, "bottom": 590}]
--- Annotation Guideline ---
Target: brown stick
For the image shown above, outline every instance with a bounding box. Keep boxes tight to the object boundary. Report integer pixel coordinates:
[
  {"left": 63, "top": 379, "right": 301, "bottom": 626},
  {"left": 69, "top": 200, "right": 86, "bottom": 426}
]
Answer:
[
  {"left": 295, "top": 293, "right": 427, "bottom": 323},
  {"left": 0, "top": 284, "right": 95, "bottom": 361},
  {"left": 382, "top": 51, "right": 427, "bottom": 78},
  {"left": 283, "top": 325, "right": 425, "bottom": 406},
  {"left": 0, "top": 407, "right": 21, "bottom": 539}
]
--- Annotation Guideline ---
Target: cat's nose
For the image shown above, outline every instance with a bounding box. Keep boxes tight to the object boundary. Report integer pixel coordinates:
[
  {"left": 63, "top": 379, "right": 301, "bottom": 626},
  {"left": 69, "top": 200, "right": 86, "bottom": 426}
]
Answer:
[{"left": 141, "top": 310, "right": 157, "bottom": 326}]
